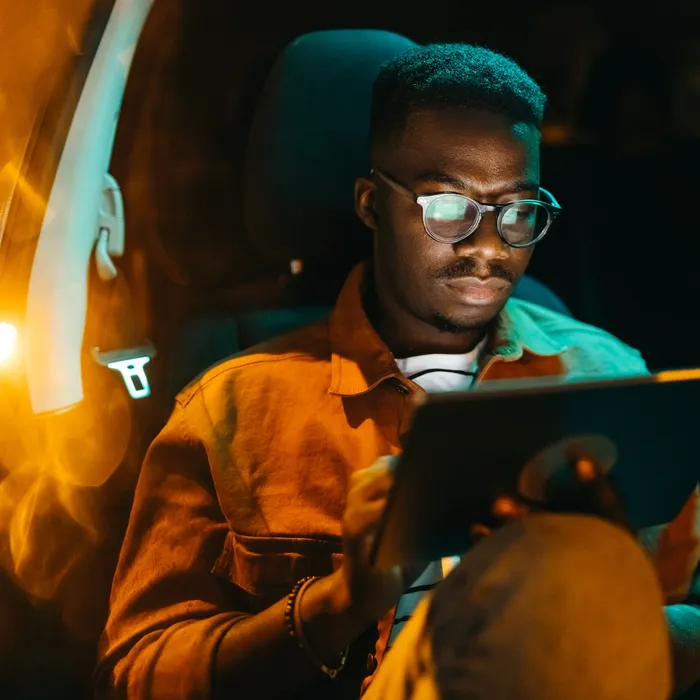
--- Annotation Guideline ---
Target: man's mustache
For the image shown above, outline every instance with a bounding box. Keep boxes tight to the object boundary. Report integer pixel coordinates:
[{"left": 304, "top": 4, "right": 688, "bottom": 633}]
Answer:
[{"left": 434, "top": 258, "right": 515, "bottom": 284}]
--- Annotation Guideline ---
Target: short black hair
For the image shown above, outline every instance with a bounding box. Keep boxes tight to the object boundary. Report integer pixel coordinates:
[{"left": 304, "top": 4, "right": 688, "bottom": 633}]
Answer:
[{"left": 370, "top": 43, "right": 546, "bottom": 146}]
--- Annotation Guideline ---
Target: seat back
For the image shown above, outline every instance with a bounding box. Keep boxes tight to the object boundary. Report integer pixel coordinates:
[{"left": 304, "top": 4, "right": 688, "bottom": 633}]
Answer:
[{"left": 244, "top": 29, "right": 418, "bottom": 283}]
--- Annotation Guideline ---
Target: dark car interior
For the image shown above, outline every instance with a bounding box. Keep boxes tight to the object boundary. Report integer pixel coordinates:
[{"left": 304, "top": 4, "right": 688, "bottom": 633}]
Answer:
[{"left": 2, "top": 2, "right": 700, "bottom": 698}]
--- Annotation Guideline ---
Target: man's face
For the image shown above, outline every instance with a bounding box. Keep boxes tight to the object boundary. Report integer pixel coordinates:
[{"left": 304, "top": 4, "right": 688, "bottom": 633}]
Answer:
[{"left": 357, "top": 108, "right": 540, "bottom": 334}]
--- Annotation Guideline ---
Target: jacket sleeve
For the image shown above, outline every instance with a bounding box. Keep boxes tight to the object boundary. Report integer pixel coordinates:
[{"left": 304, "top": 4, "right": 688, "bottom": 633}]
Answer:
[
  {"left": 94, "top": 400, "right": 245, "bottom": 699},
  {"left": 639, "top": 486, "right": 700, "bottom": 604}
]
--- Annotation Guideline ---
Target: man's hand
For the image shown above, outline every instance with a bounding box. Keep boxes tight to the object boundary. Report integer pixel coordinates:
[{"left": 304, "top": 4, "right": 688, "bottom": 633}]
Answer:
[
  {"left": 541, "top": 456, "right": 631, "bottom": 526},
  {"left": 337, "top": 455, "right": 631, "bottom": 612},
  {"left": 471, "top": 457, "right": 632, "bottom": 543},
  {"left": 337, "top": 456, "right": 405, "bottom": 623}
]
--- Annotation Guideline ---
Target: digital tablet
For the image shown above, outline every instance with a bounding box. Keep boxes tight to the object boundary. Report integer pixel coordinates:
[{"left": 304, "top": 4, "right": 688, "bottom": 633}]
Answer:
[{"left": 371, "top": 369, "right": 700, "bottom": 570}]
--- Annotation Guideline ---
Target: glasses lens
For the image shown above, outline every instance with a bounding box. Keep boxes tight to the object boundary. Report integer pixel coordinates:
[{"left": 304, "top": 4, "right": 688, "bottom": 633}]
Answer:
[
  {"left": 500, "top": 202, "right": 550, "bottom": 246},
  {"left": 425, "top": 195, "right": 479, "bottom": 241}
]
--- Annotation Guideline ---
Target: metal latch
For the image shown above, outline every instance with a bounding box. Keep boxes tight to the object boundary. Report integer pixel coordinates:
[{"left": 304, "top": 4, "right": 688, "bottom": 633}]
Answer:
[
  {"left": 94, "top": 173, "right": 125, "bottom": 281},
  {"left": 92, "top": 343, "right": 156, "bottom": 399}
]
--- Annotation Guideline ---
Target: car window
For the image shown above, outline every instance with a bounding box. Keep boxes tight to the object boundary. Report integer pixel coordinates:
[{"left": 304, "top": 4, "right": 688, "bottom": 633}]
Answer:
[{"left": 0, "top": 0, "right": 108, "bottom": 295}]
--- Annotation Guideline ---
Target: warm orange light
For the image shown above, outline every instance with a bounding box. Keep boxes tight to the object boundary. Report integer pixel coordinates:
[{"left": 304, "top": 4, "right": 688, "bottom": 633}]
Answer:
[
  {"left": 656, "top": 368, "right": 700, "bottom": 383},
  {"left": 0, "top": 322, "right": 17, "bottom": 364},
  {"left": 492, "top": 496, "right": 529, "bottom": 519},
  {"left": 574, "top": 457, "right": 597, "bottom": 482}
]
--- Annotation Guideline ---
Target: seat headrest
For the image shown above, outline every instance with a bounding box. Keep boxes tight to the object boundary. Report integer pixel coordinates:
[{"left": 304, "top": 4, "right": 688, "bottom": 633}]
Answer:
[{"left": 244, "top": 29, "right": 417, "bottom": 270}]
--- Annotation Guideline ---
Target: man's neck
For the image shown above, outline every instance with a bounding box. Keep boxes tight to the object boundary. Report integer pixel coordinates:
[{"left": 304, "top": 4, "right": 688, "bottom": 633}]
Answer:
[{"left": 364, "top": 287, "right": 490, "bottom": 359}]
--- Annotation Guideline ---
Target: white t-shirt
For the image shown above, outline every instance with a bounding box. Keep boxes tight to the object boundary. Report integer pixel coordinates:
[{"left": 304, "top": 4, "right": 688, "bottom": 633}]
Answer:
[
  {"left": 387, "top": 339, "right": 486, "bottom": 650},
  {"left": 395, "top": 342, "right": 484, "bottom": 393}
]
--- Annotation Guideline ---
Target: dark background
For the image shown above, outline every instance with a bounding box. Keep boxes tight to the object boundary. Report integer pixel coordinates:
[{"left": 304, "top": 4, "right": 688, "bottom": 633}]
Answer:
[{"left": 5, "top": 2, "right": 700, "bottom": 698}]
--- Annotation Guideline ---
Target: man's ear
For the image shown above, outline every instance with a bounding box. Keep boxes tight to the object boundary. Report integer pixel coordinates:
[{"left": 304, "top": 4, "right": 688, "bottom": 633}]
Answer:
[{"left": 355, "top": 177, "right": 379, "bottom": 231}]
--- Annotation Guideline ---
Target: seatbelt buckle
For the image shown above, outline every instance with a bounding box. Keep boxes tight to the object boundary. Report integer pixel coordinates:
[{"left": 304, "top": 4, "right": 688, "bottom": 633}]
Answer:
[{"left": 92, "top": 342, "right": 156, "bottom": 399}]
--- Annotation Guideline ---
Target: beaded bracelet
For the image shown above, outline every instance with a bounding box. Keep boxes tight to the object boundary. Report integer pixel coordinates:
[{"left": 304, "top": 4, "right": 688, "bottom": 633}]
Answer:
[{"left": 283, "top": 576, "right": 349, "bottom": 679}]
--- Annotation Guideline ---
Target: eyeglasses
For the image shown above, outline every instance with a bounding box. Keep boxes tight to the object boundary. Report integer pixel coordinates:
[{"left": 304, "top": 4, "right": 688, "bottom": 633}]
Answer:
[{"left": 373, "top": 168, "right": 561, "bottom": 249}]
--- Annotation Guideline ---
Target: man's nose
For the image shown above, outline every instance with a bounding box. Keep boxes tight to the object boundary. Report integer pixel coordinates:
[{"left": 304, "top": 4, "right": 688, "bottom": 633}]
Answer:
[{"left": 452, "top": 210, "right": 508, "bottom": 261}]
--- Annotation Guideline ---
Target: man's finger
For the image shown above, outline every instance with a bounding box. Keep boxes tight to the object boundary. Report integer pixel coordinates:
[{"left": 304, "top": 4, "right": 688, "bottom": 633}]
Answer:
[
  {"left": 545, "top": 458, "right": 632, "bottom": 531},
  {"left": 492, "top": 495, "right": 530, "bottom": 520},
  {"left": 349, "top": 457, "right": 397, "bottom": 500},
  {"left": 351, "top": 473, "right": 394, "bottom": 503},
  {"left": 343, "top": 500, "right": 387, "bottom": 542},
  {"left": 469, "top": 523, "right": 492, "bottom": 544},
  {"left": 365, "top": 455, "right": 399, "bottom": 474},
  {"left": 574, "top": 456, "right": 598, "bottom": 482}
]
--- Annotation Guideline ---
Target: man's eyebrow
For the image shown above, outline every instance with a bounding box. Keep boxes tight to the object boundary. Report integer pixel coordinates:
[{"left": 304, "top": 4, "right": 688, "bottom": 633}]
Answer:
[
  {"left": 414, "top": 171, "right": 469, "bottom": 190},
  {"left": 506, "top": 180, "right": 541, "bottom": 194},
  {"left": 413, "top": 171, "right": 540, "bottom": 194}
]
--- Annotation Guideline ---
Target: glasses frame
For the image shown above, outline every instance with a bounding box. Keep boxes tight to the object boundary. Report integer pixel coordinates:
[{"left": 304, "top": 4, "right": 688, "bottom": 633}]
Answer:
[{"left": 372, "top": 167, "right": 562, "bottom": 248}]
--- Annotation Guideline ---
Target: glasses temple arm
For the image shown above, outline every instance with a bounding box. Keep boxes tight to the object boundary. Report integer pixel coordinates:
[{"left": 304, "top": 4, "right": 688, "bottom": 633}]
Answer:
[{"left": 371, "top": 168, "right": 418, "bottom": 201}]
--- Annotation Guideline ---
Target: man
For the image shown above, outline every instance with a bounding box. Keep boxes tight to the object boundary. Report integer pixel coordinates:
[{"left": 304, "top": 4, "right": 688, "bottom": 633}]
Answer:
[{"left": 95, "top": 44, "right": 700, "bottom": 699}]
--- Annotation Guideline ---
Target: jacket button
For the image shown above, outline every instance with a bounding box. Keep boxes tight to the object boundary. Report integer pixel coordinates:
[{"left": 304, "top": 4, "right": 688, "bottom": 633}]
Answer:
[
  {"left": 366, "top": 653, "right": 378, "bottom": 674},
  {"left": 396, "top": 384, "right": 409, "bottom": 395}
]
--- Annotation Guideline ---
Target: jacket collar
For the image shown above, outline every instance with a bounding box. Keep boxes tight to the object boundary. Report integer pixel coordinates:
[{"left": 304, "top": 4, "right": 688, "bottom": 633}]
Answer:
[{"left": 328, "top": 262, "right": 567, "bottom": 396}]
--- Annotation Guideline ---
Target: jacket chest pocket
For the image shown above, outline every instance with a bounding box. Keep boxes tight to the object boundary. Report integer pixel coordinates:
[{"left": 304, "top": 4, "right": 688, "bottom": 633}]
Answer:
[{"left": 211, "top": 530, "right": 344, "bottom": 610}]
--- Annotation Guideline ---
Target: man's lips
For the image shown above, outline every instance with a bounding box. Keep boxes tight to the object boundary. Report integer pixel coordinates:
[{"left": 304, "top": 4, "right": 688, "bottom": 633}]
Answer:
[{"left": 441, "top": 276, "right": 512, "bottom": 305}]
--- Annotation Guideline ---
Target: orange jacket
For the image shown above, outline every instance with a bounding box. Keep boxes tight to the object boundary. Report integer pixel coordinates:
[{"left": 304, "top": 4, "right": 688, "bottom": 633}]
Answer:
[{"left": 96, "top": 263, "right": 699, "bottom": 699}]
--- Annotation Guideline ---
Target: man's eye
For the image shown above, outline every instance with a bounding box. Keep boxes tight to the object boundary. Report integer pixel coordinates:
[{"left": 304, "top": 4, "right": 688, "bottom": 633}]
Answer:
[
  {"left": 431, "top": 196, "right": 469, "bottom": 221},
  {"left": 503, "top": 206, "right": 534, "bottom": 225}
]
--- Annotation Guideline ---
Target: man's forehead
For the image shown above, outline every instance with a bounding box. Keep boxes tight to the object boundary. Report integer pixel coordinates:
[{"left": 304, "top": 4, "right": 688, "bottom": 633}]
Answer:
[
  {"left": 384, "top": 109, "right": 540, "bottom": 193},
  {"left": 381, "top": 109, "right": 539, "bottom": 167},
  {"left": 400, "top": 106, "right": 539, "bottom": 144}
]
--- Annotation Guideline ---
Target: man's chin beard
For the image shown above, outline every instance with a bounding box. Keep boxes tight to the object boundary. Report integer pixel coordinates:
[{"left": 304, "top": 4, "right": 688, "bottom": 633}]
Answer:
[{"left": 431, "top": 312, "right": 497, "bottom": 335}]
